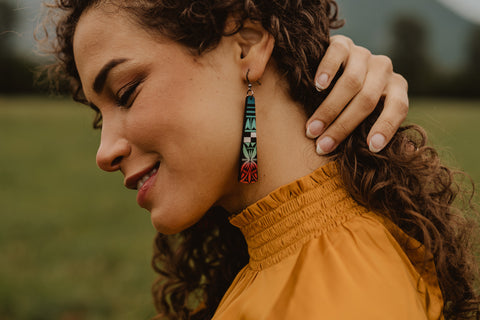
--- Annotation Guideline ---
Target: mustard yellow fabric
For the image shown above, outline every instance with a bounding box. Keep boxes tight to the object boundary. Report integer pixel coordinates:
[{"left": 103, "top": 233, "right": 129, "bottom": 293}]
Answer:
[{"left": 212, "top": 162, "right": 444, "bottom": 320}]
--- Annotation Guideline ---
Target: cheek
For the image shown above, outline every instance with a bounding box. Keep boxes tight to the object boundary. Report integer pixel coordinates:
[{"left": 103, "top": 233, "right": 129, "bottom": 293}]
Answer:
[
  {"left": 162, "top": 103, "right": 242, "bottom": 181},
  {"left": 136, "top": 71, "right": 245, "bottom": 168},
  {"left": 128, "top": 56, "right": 246, "bottom": 232}
]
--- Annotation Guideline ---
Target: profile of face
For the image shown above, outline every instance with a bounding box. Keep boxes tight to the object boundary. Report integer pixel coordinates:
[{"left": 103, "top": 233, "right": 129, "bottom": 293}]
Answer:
[{"left": 73, "top": 6, "right": 266, "bottom": 234}]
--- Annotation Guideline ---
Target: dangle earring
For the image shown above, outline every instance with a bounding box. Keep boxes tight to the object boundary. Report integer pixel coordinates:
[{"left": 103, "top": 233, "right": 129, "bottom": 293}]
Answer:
[{"left": 238, "top": 70, "right": 258, "bottom": 184}]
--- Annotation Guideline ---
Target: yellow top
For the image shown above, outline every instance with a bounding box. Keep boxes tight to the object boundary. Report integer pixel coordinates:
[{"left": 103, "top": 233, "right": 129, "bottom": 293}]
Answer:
[{"left": 212, "top": 162, "right": 444, "bottom": 320}]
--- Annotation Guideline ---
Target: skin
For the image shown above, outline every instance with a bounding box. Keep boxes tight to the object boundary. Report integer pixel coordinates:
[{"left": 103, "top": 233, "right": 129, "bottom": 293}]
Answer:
[
  {"left": 73, "top": 4, "right": 411, "bottom": 234},
  {"left": 309, "top": 36, "right": 409, "bottom": 154},
  {"left": 74, "top": 7, "right": 327, "bottom": 234}
]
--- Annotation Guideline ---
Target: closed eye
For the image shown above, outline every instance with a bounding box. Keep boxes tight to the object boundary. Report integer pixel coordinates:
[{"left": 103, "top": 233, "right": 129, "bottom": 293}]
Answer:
[{"left": 116, "top": 76, "right": 145, "bottom": 108}]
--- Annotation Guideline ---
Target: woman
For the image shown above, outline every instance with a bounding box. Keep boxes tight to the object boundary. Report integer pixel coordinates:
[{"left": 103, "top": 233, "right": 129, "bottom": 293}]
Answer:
[{"left": 42, "top": 0, "right": 478, "bottom": 319}]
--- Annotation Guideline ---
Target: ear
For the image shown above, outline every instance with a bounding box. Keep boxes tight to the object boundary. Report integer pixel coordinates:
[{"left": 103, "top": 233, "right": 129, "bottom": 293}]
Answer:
[{"left": 233, "top": 19, "right": 275, "bottom": 82}]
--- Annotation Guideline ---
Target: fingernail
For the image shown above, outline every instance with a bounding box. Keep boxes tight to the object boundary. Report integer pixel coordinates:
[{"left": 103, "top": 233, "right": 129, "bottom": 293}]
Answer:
[
  {"left": 316, "top": 136, "right": 335, "bottom": 155},
  {"left": 369, "top": 134, "right": 386, "bottom": 153},
  {"left": 315, "top": 73, "right": 329, "bottom": 91},
  {"left": 306, "top": 120, "right": 325, "bottom": 139}
]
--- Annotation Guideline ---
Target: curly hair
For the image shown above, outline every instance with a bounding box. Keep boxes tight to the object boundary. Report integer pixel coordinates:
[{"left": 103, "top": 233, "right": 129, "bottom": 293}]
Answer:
[{"left": 40, "top": 0, "right": 480, "bottom": 319}]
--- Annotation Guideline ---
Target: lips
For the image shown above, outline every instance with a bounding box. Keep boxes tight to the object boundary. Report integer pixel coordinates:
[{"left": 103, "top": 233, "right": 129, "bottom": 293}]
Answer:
[
  {"left": 137, "top": 165, "right": 158, "bottom": 189},
  {"left": 136, "top": 163, "right": 160, "bottom": 208},
  {"left": 124, "top": 162, "right": 160, "bottom": 190}
]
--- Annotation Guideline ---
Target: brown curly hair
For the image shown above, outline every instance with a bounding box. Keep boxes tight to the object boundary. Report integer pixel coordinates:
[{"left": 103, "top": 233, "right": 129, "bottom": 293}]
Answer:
[{"left": 40, "top": 0, "right": 479, "bottom": 319}]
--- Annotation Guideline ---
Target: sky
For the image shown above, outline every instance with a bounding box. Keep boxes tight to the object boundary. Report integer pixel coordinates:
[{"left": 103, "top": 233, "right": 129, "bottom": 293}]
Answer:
[{"left": 437, "top": 0, "right": 480, "bottom": 24}]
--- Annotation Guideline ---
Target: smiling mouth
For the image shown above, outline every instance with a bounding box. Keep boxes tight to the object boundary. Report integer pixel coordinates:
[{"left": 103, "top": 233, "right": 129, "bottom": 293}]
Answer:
[{"left": 137, "top": 162, "right": 160, "bottom": 190}]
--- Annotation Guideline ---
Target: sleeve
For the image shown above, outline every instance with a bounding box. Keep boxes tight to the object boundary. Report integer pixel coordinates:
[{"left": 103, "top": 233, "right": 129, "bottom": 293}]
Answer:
[{"left": 265, "top": 214, "right": 444, "bottom": 320}]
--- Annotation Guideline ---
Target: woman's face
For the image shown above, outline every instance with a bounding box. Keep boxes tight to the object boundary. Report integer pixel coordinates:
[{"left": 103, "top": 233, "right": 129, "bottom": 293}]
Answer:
[{"left": 73, "top": 7, "right": 246, "bottom": 233}]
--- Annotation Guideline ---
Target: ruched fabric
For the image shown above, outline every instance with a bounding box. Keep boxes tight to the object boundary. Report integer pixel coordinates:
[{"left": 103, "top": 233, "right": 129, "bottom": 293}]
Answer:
[{"left": 212, "top": 162, "right": 444, "bottom": 320}]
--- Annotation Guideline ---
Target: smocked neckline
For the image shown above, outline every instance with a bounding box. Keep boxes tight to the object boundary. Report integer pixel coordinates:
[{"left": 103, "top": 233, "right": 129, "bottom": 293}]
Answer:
[{"left": 229, "top": 161, "right": 367, "bottom": 270}]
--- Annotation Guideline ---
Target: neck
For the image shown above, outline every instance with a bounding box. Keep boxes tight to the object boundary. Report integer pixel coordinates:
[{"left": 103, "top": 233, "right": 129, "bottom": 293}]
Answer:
[{"left": 222, "top": 66, "right": 329, "bottom": 213}]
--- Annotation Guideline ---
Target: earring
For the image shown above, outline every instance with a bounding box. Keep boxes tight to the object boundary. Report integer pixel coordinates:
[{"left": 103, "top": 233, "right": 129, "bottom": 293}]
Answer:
[{"left": 239, "top": 70, "right": 258, "bottom": 184}]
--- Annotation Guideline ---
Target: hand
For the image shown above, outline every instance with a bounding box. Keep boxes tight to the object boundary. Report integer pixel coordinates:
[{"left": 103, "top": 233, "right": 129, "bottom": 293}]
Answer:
[{"left": 306, "top": 35, "right": 409, "bottom": 155}]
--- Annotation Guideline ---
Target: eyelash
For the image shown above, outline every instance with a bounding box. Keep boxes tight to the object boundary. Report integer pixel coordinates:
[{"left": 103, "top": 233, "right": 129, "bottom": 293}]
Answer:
[{"left": 116, "top": 78, "right": 144, "bottom": 108}]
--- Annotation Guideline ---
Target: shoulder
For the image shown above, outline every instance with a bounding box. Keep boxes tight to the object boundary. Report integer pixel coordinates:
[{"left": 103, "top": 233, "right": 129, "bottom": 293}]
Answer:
[{"left": 266, "top": 212, "right": 443, "bottom": 319}]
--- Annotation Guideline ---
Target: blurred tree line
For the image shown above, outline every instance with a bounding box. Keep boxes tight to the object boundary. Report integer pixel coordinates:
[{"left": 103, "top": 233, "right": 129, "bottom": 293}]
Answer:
[
  {"left": 0, "top": 1, "right": 41, "bottom": 94},
  {"left": 0, "top": 3, "right": 479, "bottom": 97},
  {"left": 390, "top": 15, "right": 480, "bottom": 97}
]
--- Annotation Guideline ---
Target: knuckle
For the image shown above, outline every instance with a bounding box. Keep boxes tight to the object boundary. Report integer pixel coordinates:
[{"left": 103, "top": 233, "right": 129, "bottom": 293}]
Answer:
[
  {"left": 342, "top": 73, "right": 362, "bottom": 91},
  {"left": 356, "top": 46, "right": 371, "bottom": 57},
  {"left": 374, "top": 55, "right": 394, "bottom": 73},
  {"left": 378, "top": 54, "right": 393, "bottom": 66},
  {"left": 330, "top": 40, "right": 350, "bottom": 55},
  {"left": 343, "top": 35, "right": 354, "bottom": 46},
  {"left": 332, "top": 34, "right": 349, "bottom": 44},
  {"left": 357, "top": 92, "right": 378, "bottom": 111},
  {"left": 330, "top": 34, "right": 341, "bottom": 42},
  {"left": 393, "top": 73, "right": 409, "bottom": 90},
  {"left": 390, "top": 96, "right": 409, "bottom": 118},
  {"left": 381, "top": 118, "right": 397, "bottom": 135},
  {"left": 399, "top": 98, "right": 410, "bottom": 115},
  {"left": 333, "top": 121, "right": 351, "bottom": 137},
  {"left": 319, "top": 104, "right": 339, "bottom": 122}
]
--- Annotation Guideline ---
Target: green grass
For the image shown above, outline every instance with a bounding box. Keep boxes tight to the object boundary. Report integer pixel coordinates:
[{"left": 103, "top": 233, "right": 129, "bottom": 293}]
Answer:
[
  {"left": 407, "top": 98, "right": 480, "bottom": 186},
  {"left": 0, "top": 96, "right": 156, "bottom": 320},
  {"left": 0, "top": 96, "right": 479, "bottom": 319}
]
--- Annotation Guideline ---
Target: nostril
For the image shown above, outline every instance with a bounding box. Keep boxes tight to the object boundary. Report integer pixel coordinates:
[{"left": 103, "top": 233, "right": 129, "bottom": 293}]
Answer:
[
  {"left": 111, "top": 156, "right": 123, "bottom": 167},
  {"left": 96, "top": 138, "right": 130, "bottom": 171}
]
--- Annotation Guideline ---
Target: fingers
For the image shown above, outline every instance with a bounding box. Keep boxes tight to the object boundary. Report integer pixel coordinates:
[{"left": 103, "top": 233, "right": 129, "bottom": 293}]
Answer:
[
  {"left": 314, "top": 55, "right": 393, "bottom": 155},
  {"left": 308, "top": 36, "right": 409, "bottom": 155},
  {"left": 313, "top": 35, "right": 353, "bottom": 90},
  {"left": 367, "top": 73, "right": 409, "bottom": 152},
  {"left": 306, "top": 43, "right": 371, "bottom": 140}
]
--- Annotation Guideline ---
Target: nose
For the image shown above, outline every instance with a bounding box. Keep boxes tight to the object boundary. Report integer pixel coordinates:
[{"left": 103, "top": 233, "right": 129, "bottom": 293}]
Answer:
[{"left": 96, "top": 126, "right": 131, "bottom": 172}]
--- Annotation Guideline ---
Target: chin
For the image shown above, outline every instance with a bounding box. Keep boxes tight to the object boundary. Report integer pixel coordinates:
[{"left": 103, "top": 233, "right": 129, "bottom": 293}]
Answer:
[
  {"left": 151, "top": 217, "right": 185, "bottom": 235},
  {"left": 150, "top": 209, "right": 201, "bottom": 235}
]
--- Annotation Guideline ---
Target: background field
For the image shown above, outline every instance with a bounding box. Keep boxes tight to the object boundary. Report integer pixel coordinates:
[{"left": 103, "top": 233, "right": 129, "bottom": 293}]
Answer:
[{"left": 1, "top": 96, "right": 479, "bottom": 320}]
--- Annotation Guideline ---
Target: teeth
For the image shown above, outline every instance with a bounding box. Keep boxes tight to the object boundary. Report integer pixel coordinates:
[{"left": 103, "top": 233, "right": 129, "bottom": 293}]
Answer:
[{"left": 137, "top": 167, "right": 158, "bottom": 190}]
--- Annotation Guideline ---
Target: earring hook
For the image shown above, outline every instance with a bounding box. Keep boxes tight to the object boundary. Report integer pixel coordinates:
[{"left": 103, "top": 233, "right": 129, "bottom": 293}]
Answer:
[{"left": 246, "top": 69, "right": 254, "bottom": 96}]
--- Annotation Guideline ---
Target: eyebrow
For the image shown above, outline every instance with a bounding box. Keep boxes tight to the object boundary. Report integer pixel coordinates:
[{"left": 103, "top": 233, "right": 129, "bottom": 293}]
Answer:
[{"left": 93, "top": 58, "right": 129, "bottom": 93}]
